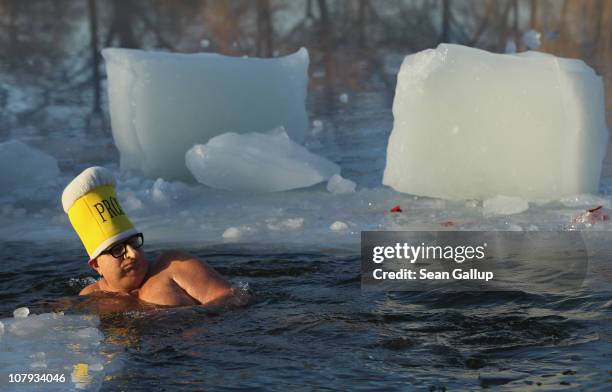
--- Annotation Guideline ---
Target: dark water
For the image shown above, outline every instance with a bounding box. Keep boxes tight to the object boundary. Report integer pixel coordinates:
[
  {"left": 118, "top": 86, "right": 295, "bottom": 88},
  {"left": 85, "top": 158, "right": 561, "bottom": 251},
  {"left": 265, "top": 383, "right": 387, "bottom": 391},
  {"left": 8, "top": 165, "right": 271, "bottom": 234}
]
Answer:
[{"left": 1, "top": 241, "right": 610, "bottom": 391}]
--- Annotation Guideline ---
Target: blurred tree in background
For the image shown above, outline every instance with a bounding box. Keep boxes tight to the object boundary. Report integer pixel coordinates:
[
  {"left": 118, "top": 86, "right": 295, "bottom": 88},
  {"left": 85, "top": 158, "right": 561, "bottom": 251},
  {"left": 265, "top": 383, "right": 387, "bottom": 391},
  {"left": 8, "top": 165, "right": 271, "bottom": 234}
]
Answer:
[{"left": 0, "top": 0, "right": 609, "bottom": 140}]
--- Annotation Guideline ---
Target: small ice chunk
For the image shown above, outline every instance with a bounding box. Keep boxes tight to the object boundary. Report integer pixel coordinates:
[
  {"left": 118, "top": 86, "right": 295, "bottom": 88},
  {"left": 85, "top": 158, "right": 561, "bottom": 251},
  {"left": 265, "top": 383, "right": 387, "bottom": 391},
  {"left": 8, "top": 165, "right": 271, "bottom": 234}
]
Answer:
[
  {"left": 77, "top": 327, "right": 103, "bottom": 341},
  {"left": 327, "top": 174, "right": 356, "bottom": 194},
  {"left": 284, "top": 218, "right": 304, "bottom": 229},
  {"left": 504, "top": 39, "right": 517, "bottom": 54},
  {"left": 312, "top": 119, "right": 324, "bottom": 134},
  {"left": 151, "top": 178, "right": 170, "bottom": 202},
  {"left": 222, "top": 227, "right": 242, "bottom": 240},
  {"left": 483, "top": 195, "right": 529, "bottom": 216},
  {"left": 339, "top": 93, "right": 349, "bottom": 103},
  {"left": 9, "top": 317, "right": 46, "bottom": 337},
  {"left": 13, "top": 307, "right": 30, "bottom": 318},
  {"left": 89, "top": 363, "right": 104, "bottom": 372},
  {"left": 30, "top": 352, "right": 47, "bottom": 369},
  {"left": 30, "top": 352, "right": 46, "bottom": 360},
  {"left": 522, "top": 29, "right": 541, "bottom": 50},
  {"left": 149, "top": 178, "right": 190, "bottom": 204},
  {"left": 186, "top": 127, "right": 340, "bottom": 192},
  {"left": 267, "top": 217, "right": 304, "bottom": 231},
  {"left": 330, "top": 221, "right": 349, "bottom": 231}
]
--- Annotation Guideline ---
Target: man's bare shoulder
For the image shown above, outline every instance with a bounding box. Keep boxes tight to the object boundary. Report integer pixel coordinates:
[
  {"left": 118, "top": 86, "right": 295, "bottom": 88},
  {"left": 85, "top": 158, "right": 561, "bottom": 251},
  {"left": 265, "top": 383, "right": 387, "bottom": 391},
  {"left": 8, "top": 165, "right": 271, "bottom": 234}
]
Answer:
[
  {"left": 79, "top": 281, "right": 101, "bottom": 296},
  {"left": 154, "top": 250, "right": 199, "bottom": 272}
]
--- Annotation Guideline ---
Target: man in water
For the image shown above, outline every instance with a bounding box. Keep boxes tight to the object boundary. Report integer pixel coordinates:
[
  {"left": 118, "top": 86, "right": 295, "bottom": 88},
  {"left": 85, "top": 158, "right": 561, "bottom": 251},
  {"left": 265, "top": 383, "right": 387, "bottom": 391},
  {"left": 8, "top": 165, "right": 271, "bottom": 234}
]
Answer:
[{"left": 63, "top": 166, "right": 233, "bottom": 306}]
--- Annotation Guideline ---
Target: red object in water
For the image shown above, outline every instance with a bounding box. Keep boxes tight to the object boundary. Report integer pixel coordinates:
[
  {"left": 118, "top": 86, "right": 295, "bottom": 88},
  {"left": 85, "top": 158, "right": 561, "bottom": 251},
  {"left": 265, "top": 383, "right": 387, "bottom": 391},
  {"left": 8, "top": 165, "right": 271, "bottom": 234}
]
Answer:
[
  {"left": 390, "top": 205, "right": 402, "bottom": 213},
  {"left": 589, "top": 206, "right": 609, "bottom": 221},
  {"left": 573, "top": 205, "right": 609, "bottom": 224},
  {"left": 440, "top": 221, "right": 455, "bottom": 227}
]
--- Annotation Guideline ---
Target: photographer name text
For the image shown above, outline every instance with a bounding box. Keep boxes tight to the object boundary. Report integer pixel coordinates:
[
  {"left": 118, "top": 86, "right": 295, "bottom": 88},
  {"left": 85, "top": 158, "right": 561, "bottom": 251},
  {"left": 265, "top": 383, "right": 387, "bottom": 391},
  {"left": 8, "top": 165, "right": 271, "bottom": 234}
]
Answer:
[{"left": 370, "top": 242, "right": 494, "bottom": 282}]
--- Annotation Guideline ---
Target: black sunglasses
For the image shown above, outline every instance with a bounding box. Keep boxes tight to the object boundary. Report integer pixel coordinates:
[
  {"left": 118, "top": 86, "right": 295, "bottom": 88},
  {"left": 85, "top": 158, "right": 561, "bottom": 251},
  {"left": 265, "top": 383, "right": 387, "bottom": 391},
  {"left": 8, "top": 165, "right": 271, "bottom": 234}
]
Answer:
[{"left": 102, "top": 233, "right": 144, "bottom": 259}]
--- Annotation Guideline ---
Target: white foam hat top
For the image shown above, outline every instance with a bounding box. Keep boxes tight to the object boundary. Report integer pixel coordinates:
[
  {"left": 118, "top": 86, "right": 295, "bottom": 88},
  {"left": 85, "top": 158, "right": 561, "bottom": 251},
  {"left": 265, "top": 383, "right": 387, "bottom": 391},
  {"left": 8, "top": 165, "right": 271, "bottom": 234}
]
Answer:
[{"left": 61, "top": 166, "right": 116, "bottom": 213}]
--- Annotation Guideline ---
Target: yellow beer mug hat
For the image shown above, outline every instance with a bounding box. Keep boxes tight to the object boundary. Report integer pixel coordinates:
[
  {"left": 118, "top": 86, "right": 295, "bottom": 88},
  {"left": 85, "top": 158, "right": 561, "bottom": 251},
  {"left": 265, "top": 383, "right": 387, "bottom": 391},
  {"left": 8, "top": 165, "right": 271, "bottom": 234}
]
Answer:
[{"left": 61, "top": 166, "right": 138, "bottom": 259}]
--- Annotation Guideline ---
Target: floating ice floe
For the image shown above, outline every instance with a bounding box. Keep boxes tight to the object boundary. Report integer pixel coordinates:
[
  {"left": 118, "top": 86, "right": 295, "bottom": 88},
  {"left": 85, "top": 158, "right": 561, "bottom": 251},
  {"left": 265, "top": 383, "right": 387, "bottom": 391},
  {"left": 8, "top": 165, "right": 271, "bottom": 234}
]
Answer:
[
  {"left": 222, "top": 227, "right": 241, "bottom": 240},
  {"left": 383, "top": 43, "right": 608, "bottom": 201},
  {"left": 0, "top": 140, "right": 60, "bottom": 196},
  {"left": 103, "top": 47, "right": 309, "bottom": 181},
  {"left": 330, "top": 221, "right": 349, "bottom": 231},
  {"left": 222, "top": 226, "right": 255, "bottom": 240},
  {"left": 0, "top": 310, "right": 119, "bottom": 391},
  {"left": 185, "top": 127, "right": 340, "bottom": 192}
]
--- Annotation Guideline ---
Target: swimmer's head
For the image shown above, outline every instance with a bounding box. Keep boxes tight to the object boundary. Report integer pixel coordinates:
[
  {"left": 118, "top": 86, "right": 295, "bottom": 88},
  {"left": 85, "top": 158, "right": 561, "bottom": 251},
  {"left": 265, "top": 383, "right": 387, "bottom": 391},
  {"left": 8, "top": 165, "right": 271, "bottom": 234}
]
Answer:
[
  {"left": 62, "top": 166, "right": 139, "bottom": 260},
  {"left": 88, "top": 232, "right": 149, "bottom": 292}
]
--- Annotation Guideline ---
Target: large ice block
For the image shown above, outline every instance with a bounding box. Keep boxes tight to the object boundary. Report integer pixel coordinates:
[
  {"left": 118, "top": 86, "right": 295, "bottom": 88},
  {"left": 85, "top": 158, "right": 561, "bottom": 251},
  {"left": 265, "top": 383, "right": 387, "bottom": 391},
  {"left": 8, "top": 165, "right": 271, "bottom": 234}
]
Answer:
[
  {"left": 383, "top": 44, "right": 608, "bottom": 200},
  {"left": 102, "top": 47, "right": 309, "bottom": 181}
]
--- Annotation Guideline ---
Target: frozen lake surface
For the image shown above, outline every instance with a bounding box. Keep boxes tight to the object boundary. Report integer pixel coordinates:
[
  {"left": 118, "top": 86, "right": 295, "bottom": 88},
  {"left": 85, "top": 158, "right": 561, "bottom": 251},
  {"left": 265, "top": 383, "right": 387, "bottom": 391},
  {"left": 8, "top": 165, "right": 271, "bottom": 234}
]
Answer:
[{"left": 3, "top": 89, "right": 612, "bottom": 248}]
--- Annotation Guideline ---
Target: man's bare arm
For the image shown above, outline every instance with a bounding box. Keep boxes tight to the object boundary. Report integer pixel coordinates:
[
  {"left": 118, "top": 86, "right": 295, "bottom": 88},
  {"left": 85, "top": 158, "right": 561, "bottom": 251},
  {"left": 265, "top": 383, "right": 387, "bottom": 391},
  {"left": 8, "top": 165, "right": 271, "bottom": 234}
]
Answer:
[{"left": 162, "top": 251, "right": 234, "bottom": 305}]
